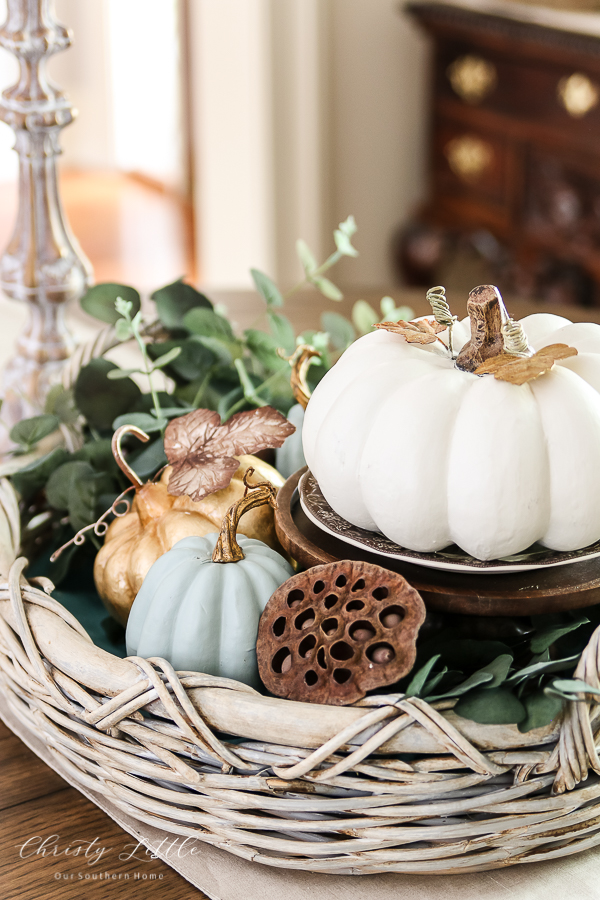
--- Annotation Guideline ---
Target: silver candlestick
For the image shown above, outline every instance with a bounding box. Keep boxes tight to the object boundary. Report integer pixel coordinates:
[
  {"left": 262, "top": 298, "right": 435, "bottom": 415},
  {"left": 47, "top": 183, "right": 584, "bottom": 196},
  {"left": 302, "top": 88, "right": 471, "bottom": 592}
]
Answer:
[{"left": 0, "top": 0, "right": 92, "bottom": 438}]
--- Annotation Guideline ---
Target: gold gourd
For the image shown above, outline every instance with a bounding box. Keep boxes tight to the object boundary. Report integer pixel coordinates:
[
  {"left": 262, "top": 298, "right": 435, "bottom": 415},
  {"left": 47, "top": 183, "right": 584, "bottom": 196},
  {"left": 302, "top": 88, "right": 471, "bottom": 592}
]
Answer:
[{"left": 94, "top": 451, "right": 284, "bottom": 626}]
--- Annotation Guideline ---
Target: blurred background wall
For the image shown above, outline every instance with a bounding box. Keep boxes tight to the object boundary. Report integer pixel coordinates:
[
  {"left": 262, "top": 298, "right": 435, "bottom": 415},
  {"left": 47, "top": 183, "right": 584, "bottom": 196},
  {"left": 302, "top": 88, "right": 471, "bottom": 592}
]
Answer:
[
  {"left": 0, "top": 0, "right": 430, "bottom": 291},
  {"left": 0, "top": 0, "right": 597, "bottom": 300}
]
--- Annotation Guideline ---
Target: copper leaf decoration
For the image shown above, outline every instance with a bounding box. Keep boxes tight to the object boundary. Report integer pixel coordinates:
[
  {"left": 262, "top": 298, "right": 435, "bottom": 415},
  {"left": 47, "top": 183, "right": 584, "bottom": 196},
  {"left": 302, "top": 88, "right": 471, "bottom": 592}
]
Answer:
[
  {"left": 375, "top": 318, "right": 446, "bottom": 344},
  {"left": 164, "top": 407, "right": 295, "bottom": 501},
  {"left": 475, "top": 343, "right": 578, "bottom": 385}
]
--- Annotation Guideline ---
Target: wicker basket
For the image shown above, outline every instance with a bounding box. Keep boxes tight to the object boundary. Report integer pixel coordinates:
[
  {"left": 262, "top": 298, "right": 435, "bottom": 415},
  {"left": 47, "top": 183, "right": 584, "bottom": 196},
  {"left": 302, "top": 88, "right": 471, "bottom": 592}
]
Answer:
[{"left": 2, "top": 555, "right": 600, "bottom": 876}]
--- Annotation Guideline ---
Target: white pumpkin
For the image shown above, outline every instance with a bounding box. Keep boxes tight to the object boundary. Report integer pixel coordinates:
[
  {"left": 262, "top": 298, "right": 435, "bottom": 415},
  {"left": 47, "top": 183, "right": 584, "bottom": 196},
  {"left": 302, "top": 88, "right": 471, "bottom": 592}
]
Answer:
[{"left": 302, "top": 308, "right": 600, "bottom": 560}]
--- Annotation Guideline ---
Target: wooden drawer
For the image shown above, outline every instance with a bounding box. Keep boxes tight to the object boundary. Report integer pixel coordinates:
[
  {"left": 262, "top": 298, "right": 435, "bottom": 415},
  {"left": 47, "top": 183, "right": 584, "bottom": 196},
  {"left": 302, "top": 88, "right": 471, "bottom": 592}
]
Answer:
[
  {"left": 433, "top": 118, "right": 515, "bottom": 218},
  {"left": 438, "top": 46, "right": 600, "bottom": 141}
]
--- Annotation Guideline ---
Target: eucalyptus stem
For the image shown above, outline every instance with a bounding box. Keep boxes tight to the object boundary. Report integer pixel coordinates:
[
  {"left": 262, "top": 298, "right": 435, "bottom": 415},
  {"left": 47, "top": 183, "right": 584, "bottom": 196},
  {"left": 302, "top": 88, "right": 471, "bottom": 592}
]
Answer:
[
  {"left": 284, "top": 249, "right": 343, "bottom": 299},
  {"left": 132, "top": 327, "right": 163, "bottom": 422},
  {"left": 224, "top": 366, "right": 288, "bottom": 420}
]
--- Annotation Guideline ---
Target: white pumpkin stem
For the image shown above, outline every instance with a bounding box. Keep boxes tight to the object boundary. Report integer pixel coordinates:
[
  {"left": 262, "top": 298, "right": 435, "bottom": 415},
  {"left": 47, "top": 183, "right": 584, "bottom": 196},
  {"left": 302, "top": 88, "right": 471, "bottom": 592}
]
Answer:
[
  {"left": 455, "top": 285, "right": 506, "bottom": 373},
  {"left": 112, "top": 425, "right": 150, "bottom": 488},
  {"left": 212, "top": 468, "right": 278, "bottom": 564}
]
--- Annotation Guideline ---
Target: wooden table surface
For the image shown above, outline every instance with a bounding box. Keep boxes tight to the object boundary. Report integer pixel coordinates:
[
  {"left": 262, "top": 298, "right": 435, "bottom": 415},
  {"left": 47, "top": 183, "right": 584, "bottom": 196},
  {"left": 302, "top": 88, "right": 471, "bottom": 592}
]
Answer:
[{"left": 3, "top": 285, "right": 600, "bottom": 898}]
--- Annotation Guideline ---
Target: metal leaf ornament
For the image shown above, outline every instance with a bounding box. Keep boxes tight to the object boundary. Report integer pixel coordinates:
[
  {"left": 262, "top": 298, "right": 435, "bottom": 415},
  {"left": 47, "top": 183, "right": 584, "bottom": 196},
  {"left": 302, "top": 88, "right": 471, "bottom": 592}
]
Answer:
[
  {"left": 375, "top": 319, "right": 446, "bottom": 344},
  {"left": 164, "top": 407, "right": 295, "bottom": 502},
  {"left": 475, "top": 343, "right": 578, "bottom": 385}
]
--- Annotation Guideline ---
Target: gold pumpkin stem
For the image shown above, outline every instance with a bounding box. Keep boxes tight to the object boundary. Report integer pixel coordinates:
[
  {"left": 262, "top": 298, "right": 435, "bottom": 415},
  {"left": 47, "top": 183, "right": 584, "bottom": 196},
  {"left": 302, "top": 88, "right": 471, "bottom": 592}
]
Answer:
[
  {"left": 112, "top": 425, "right": 151, "bottom": 489},
  {"left": 212, "top": 468, "right": 278, "bottom": 563},
  {"left": 278, "top": 344, "right": 321, "bottom": 410}
]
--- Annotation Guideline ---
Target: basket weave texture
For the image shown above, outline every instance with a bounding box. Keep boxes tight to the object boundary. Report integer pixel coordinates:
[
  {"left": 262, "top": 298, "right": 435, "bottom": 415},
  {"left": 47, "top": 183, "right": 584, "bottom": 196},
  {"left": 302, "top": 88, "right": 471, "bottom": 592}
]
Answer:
[{"left": 2, "top": 557, "right": 600, "bottom": 876}]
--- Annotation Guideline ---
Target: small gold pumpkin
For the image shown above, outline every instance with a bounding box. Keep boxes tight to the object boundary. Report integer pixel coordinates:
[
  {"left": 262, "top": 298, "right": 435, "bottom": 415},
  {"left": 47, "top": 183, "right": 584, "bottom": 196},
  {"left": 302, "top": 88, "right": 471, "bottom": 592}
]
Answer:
[{"left": 94, "top": 453, "right": 284, "bottom": 626}]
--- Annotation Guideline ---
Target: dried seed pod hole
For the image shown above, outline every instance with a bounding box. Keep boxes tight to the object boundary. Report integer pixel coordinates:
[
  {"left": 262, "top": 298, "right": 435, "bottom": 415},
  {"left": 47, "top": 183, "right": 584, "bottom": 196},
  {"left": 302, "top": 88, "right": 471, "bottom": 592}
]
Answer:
[
  {"left": 372, "top": 586, "right": 389, "bottom": 601},
  {"left": 352, "top": 579, "right": 366, "bottom": 592},
  {"left": 298, "top": 634, "right": 317, "bottom": 658},
  {"left": 295, "top": 609, "right": 315, "bottom": 630},
  {"left": 330, "top": 641, "right": 353, "bottom": 661},
  {"left": 335, "top": 575, "right": 347, "bottom": 588},
  {"left": 324, "top": 594, "right": 338, "bottom": 609},
  {"left": 317, "top": 647, "right": 327, "bottom": 669},
  {"left": 287, "top": 589, "right": 304, "bottom": 608},
  {"left": 272, "top": 648, "right": 292, "bottom": 674},
  {"left": 272, "top": 616, "right": 286, "bottom": 638},
  {"left": 312, "top": 580, "right": 325, "bottom": 594},
  {"left": 346, "top": 600, "right": 365, "bottom": 612},
  {"left": 350, "top": 621, "right": 376, "bottom": 642},
  {"left": 305, "top": 670, "right": 318, "bottom": 686},
  {"left": 333, "top": 668, "right": 351, "bottom": 684},
  {"left": 367, "top": 643, "right": 395, "bottom": 665},
  {"left": 380, "top": 606, "right": 405, "bottom": 628},
  {"left": 321, "top": 617, "right": 339, "bottom": 636}
]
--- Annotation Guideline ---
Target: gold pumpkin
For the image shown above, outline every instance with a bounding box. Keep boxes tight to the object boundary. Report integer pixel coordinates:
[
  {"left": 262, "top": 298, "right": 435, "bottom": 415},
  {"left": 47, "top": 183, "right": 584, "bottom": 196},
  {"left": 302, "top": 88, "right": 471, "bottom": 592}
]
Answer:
[{"left": 94, "top": 454, "right": 284, "bottom": 626}]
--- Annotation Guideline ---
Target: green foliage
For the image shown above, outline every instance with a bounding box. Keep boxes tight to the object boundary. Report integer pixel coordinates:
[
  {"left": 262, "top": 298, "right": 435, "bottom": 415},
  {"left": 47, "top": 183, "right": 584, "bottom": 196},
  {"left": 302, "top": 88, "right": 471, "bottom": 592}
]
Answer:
[
  {"left": 399, "top": 609, "right": 594, "bottom": 732},
  {"left": 10, "top": 414, "right": 60, "bottom": 450},
  {"left": 80, "top": 283, "right": 141, "bottom": 324},
  {"left": 251, "top": 269, "right": 284, "bottom": 308},
  {"left": 455, "top": 688, "right": 526, "bottom": 725},
  {"left": 11, "top": 447, "right": 70, "bottom": 500},
  {"left": 75, "top": 358, "right": 141, "bottom": 431},
  {"left": 151, "top": 279, "right": 213, "bottom": 329}
]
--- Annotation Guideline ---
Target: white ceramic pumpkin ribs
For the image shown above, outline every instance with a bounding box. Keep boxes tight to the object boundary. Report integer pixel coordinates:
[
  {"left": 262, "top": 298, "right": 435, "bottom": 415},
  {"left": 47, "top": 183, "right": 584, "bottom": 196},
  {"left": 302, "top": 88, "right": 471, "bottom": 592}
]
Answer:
[{"left": 303, "top": 285, "right": 600, "bottom": 561}]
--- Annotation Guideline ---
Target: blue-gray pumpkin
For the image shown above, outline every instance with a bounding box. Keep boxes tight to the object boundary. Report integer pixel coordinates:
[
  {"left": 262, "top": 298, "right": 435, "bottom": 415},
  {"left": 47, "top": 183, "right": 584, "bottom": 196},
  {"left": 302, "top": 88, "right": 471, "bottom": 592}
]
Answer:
[
  {"left": 125, "top": 472, "right": 293, "bottom": 688},
  {"left": 274, "top": 403, "right": 306, "bottom": 478}
]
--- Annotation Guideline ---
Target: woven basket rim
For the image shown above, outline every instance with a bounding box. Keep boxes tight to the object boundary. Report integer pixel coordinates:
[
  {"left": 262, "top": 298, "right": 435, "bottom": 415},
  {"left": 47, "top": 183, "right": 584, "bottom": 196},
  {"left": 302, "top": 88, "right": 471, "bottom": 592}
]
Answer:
[{"left": 3, "top": 556, "right": 600, "bottom": 875}]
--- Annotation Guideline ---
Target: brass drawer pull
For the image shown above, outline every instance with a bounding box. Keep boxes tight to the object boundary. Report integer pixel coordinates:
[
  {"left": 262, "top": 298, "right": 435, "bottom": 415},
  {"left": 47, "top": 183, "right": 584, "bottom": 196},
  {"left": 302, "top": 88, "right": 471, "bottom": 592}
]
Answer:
[
  {"left": 445, "top": 134, "right": 494, "bottom": 184},
  {"left": 447, "top": 55, "right": 497, "bottom": 105},
  {"left": 557, "top": 72, "right": 599, "bottom": 118}
]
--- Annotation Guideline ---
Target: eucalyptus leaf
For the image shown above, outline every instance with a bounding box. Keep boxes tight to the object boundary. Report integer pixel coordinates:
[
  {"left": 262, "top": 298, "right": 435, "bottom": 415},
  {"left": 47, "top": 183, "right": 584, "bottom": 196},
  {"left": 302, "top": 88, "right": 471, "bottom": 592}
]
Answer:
[
  {"left": 80, "top": 283, "right": 140, "bottom": 325},
  {"left": 151, "top": 279, "right": 213, "bottom": 330},
  {"left": 321, "top": 312, "right": 356, "bottom": 351},
  {"left": 183, "top": 307, "right": 235, "bottom": 341},
  {"left": 194, "top": 335, "right": 239, "bottom": 366},
  {"left": 74, "top": 439, "right": 119, "bottom": 476},
  {"left": 150, "top": 338, "right": 214, "bottom": 382},
  {"left": 107, "top": 368, "right": 140, "bottom": 380},
  {"left": 454, "top": 688, "right": 526, "bottom": 725},
  {"left": 352, "top": 299, "right": 379, "bottom": 334},
  {"left": 530, "top": 614, "right": 590, "bottom": 654},
  {"left": 10, "top": 414, "right": 60, "bottom": 448},
  {"left": 68, "top": 468, "right": 112, "bottom": 532},
  {"left": 334, "top": 228, "right": 358, "bottom": 257},
  {"left": 268, "top": 313, "right": 296, "bottom": 355},
  {"left": 244, "top": 329, "right": 288, "bottom": 373},
  {"left": 548, "top": 678, "right": 600, "bottom": 698},
  {"left": 507, "top": 654, "right": 580, "bottom": 685},
  {"left": 380, "top": 296, "right": 415, "bottom": 322},
  {"left": 338, "top": 215, "right": 357, "bottom": 238},
  {"left": 150, "top": 346, "right": 182, "bottom": 369},
  {"left": 130, "top": 438, "right": 167, "bottom": 479},
  {"left": 296, "top": 239, "right": 317, "bottom": 275},
  {"left": 251, "top": 268, "right": 284, "bottom": 308},
  {"left": 111, "top": 412, "right": 166, "bottom": 434},
  {"left": 518, "top": 691, "right": 564, "bottom": 733},
  {"left": 46, "top": 461, "right": 95, "bottom": 511},
  {"left": 74, "top": 358, "right": 141, "bottom": 432},
  {"left": 11, "top": 447, "right": 70, "bottom": 500},
  {"left": 310, "top": 275, "right": 343, "bottom": 301},
  {"left": 44, "top": 385, "right": 79, "bottom": 425},
  {"left": 405, "top": 654, "right": 441, "bottom": 698},
  {"left": 115, "top": 319, "right": 134, "bottom": 341}
]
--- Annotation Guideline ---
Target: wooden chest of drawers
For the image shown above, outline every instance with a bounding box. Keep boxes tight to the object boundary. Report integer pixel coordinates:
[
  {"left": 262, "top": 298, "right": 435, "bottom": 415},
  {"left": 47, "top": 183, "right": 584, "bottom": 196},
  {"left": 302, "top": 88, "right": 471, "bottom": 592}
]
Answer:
[{"left": 401, "top": 1, "right": 600, "bottom": 305}]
